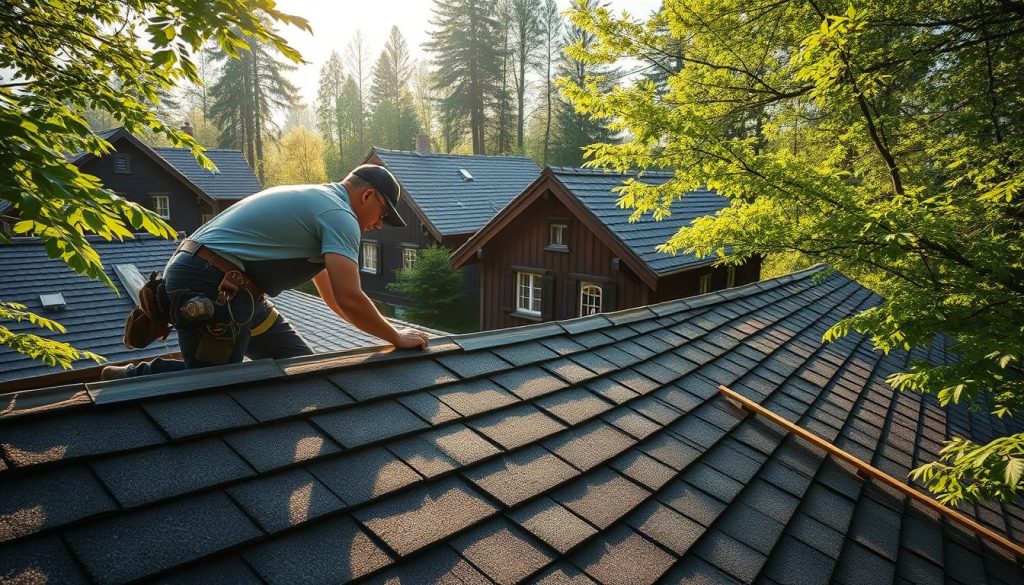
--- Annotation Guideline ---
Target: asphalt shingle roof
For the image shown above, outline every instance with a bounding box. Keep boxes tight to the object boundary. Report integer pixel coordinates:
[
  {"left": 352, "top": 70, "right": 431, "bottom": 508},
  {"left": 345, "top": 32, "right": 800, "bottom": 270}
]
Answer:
[
  {"left": 152, "top": 147, "right": 263, "bottom": 200},
  {"left": 374, "top": 148, "right": 540, "bottom": 236},
  {"left": 0, "top": 235, "right": 182, "bottom": 383},
  {"left": 0, "top": 238, "right": 442, "bottom": 384},
  {"left": 2, "top": 267, "right": 1023, "bottom": 584},
  {"left": 552, "top": 167, "right": 730, "bottom": 275}
]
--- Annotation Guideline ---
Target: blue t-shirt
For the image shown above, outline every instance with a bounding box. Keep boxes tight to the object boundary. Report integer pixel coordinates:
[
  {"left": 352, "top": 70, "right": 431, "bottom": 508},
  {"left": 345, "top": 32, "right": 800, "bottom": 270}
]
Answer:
[{"left": 189, "top": 183, "right": 360, "bottom": 296}]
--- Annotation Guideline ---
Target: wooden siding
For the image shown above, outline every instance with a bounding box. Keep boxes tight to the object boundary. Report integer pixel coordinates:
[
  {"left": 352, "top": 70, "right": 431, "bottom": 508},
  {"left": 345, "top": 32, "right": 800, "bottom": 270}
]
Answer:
[
  {"left": 474, "top": 190, "right": 763, "bottom": 331},
  {"left": 477, "top": 191, "right": 651, "bottom": 330},
  {"left": 358, "top": 153, "right": 481, "bottom": 325},
  {"left": 77, "top": 139, "right": 212, "bottom": 235}
]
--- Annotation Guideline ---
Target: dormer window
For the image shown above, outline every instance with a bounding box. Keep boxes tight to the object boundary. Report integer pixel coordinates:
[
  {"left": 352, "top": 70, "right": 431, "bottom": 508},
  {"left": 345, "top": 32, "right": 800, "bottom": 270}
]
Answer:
[{"left": 113, "top": 154, "right": 131, "bottom": 174}]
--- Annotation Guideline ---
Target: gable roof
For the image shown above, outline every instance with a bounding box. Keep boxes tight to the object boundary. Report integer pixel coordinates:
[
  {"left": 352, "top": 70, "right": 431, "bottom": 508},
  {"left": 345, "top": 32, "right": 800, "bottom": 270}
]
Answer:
[
  {"left": 0, "top": 237, "right": 441, "bottom": 386},
  {"left": 152, "top": 147, "right": 262, "bottom": 201},
  {"left": 452, "top": 167, "right": 731, "bottom": 288},
  {"left": 2, "top": 267, "right": 1022, "bottom": 583},
  {"left": 371, "top": 148, "right": 540, "bottom": 238}
]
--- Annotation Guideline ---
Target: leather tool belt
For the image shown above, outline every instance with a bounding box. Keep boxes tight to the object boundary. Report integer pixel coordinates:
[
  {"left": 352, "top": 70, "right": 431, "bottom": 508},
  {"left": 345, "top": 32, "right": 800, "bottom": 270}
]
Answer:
[{"left": 177, "top": 239, "right": 265, "bottom": 303}]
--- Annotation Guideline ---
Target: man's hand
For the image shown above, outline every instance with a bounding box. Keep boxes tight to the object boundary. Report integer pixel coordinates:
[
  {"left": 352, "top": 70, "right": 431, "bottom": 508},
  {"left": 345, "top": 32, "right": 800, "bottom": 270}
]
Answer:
[{"left": 394, "top": 328, "right": 429, "bottom": 350}]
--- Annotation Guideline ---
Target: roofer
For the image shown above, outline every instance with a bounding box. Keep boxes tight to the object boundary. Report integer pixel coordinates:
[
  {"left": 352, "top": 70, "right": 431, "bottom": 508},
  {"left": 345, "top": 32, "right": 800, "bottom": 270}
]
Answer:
[{"left": 102, "top": 164, "right": 429, "bottom": 380}]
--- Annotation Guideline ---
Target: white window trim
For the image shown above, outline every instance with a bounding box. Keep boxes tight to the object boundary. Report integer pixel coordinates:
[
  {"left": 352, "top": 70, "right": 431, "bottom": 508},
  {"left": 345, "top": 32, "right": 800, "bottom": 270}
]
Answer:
[
  {"left": 361, "top": 242, "right": 379, "bottom": 274},
  {"left": 727, "top": 266, "right": 736, "bottom": 288},
  {"left": 699, "top": 273, "right": 712, "bottom": 294},
  {"left": 402, "top": 247, "right": 418, "bottom": 270},
  {"left": 151, "top": 195, "right": 170, "bottom": 219},
  {"left": 548, "top": 222, "right": 568, "bottom": 248},
  {"left": 516, "top": 272, "right": 543, "bottom": 315},
  {"left": 579, "top": 282, "right": 602, "bottom": 317}
]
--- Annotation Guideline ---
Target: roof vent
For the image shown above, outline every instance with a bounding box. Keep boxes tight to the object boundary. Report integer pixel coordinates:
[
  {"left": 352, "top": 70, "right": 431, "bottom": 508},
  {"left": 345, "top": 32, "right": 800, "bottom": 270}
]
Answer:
[
  {"left": 458, "top": 169, "right": 474, "bottom": 181},
  {"left": 39, "top": 292, "right": 67, "bottom": 312}
]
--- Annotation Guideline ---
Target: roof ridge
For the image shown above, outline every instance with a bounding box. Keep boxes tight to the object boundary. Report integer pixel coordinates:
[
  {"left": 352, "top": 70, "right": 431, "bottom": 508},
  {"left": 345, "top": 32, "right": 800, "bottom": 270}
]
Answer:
[
  {"left": 153, "top": 146, "right": 245, "bottom": 154},
  {"left": 3, "top": 233, "right": 184, "bottom": 246},
  {"left": 375, "top": 147, "right": 537, "bottom": 162},
  {"left": 549, "top": 166, "right": 675, "bottom": 178}
]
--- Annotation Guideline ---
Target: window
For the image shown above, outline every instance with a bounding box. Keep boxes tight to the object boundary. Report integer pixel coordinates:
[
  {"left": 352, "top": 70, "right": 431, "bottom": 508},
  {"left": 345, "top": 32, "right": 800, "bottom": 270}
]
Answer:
[
  {"left": 727, "top": 266, "right": 736, "bottom": 288},
  {"left": 548, "top": 222, "right": 568, "bottom": 250},
  {"left": 516, "top": 272, "right": 543, "bottom": 315},
  {"left": 151, "top": 195, "right": 170, "bottom": 219},
  {"left": 361, "top": 242, "right": 379, "bottom": 274},
  {"left": 113, "top": 154, "right": 131, "bottom": 174},
  {"left": 579, "top": 283, "right": 602, "bottom": 317},
  {"left": 699, "top": 273, "right": 713, "bottom": 294},
  {"left": 402, "top": 247, "right": 418, "bottom": 270}
]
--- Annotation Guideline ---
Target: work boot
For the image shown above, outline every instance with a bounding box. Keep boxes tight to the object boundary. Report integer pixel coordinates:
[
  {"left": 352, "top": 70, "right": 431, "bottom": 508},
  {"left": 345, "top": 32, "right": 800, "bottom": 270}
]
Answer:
[{"left": 100, "top": 364, "right": 132, "bottom": 381}]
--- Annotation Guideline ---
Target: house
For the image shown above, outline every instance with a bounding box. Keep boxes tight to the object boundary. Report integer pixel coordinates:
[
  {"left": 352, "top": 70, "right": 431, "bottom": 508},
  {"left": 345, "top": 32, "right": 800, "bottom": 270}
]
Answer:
[
  {"left": 70, "top": 127, "right": 263, "bottom": 234},
  {"left": 0, "top": 235, "right": 443, "bottom": 390},
  {"left": 1, "top": 266, "right": 1022, "bottom": 584},
  {"left": 358, "top": 147, "right": 540, "bottom": 319},
  {"left": 452, "top": 167, "right": 762, "bottom": 330}
]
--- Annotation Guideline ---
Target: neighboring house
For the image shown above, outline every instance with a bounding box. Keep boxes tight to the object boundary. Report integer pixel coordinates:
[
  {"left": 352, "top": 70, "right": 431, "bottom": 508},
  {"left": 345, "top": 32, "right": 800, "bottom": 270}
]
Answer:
[
  {"left": 359, "top": 147, "right": 540, "bottom": 318},
  {"left": 2, "top": 267, "right": 1023, "bottom": 584},
  {"left": 70, "top": 127, "right": 262, "bottom": 234},
  {"left": 452, "top": 166, "right": 762, "bottom": 330},
  {"left": 0, "top": 236, "right": 443, "bottom": 390}
]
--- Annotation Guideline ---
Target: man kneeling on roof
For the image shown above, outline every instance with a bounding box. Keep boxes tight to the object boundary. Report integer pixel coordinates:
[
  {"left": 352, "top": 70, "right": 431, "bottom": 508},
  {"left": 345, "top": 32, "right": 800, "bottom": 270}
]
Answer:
[{"left": 102, "top": 164, "right": 429, "bottom": 380}]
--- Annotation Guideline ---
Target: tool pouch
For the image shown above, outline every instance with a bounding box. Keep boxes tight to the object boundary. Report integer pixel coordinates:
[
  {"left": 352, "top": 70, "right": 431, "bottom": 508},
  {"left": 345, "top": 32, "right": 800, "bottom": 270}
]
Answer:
[{"left": 123, "top": 272, "right": 172, "bottom": 349}]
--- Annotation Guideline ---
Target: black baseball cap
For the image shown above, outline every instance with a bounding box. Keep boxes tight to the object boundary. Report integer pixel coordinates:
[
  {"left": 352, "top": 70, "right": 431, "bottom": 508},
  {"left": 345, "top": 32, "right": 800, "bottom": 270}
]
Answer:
[{"left": 350, "top": 164, "right": 406, "bottom": 227}]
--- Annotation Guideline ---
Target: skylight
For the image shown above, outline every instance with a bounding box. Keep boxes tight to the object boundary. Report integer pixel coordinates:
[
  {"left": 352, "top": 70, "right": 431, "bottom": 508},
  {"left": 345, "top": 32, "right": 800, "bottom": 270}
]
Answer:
[
  {"left": 458, "top": 168, "right": 474, "bottom": 181},
  {"left": 39, "top": 292, "right": 67, "bottom": 312}
]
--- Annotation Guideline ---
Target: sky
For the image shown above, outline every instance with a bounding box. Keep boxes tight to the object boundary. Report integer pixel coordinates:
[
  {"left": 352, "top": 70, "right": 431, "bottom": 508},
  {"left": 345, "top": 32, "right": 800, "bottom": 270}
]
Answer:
[{"left": 274, "top": 0, "right": 662, "bottom": 105}]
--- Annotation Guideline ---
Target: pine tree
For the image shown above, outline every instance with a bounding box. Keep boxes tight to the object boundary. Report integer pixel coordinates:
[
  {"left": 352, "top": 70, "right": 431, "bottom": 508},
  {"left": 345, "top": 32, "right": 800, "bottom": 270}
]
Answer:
[
  {"left": 493, "top": 0, "right": 515, "bottom": 154},
  {"left": 426, "top": 0, "right": 504, "bottom": 154},
  {"left": 209, "top": 30, "right": 298, "bottom": 182},
  {"left": 550, "top": 0, "right": 615, "bottom": 166},
  {"left": 368, "top": 27, "right": 420, "bottom": 151},
  {"left": 315, "top": 51, "right": 346, "bottom": 178},
  {"left": 369, "top": 27, "right": 413, "bottom": 109}
]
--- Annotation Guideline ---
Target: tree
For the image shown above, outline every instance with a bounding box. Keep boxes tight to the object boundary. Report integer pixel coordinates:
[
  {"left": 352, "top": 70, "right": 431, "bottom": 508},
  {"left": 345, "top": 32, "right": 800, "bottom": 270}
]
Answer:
[
  {"left": 536, "top": 0, "right": 563, "bottom": 164},
  {"left": 264, "top": 127, "right": 328, "bottom": 186},
  {"left": 209, "top": 28, "right": 299, "bottom": 183},
  {"left": 551, "top": 0, "right": 616, "bottom": 166},
  {"left": 367, "top": 26, "right": 420, "bottom": 150},
  {"left": 387, "top": 246, "right": 464, "bottom": 329},
  {"left": 426, "top": 0, "right": 505, "bottom": 154},
  {"left": 0, "top": 0, "right": 305, "bottom": 369},
  {"left": 369, "top": 27, "right": 413, "bottom": 110},
  {"left": 316, "top": 50, "right": 347, "bottom": 178},
  {"left": 508, "top": 0, "right": 543, "bottom": 152},
  {"left": 493, "top": 0, "right": 516, "bottom": 154},
  {"left": 344, "top": 31, "right": 372, "bottom": 157},
  {"left": 564, "top": 0, "right": 1024, "bottom": 503}
]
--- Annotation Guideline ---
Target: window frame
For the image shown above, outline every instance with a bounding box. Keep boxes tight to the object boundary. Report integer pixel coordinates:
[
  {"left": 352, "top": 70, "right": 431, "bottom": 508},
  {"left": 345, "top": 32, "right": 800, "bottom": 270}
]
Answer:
[
  {"left": 579, "top": 282, "right": 603, "bottom": 317},
  {"left": 402, "top": 247, "right": 418, "bottom": 270},
  {"left": 515, "top": 271, "right": 543, "bottom": 316},
  {"left": 545, "top": 219, "right": 570, "bottom": 252},
  {"left": 361, "top": 241, "right": 380, "bottom": 274},
  {"left": 151, "top": 194, "right": 171, "bottom": 219},
  {"left": 699, "top": 273, "right": 713, "bottom": 295}
]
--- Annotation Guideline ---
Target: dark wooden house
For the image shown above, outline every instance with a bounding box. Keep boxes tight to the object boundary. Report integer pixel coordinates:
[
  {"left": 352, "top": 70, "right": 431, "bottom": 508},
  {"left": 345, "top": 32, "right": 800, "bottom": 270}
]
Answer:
[
  {"left": 358, "top": 148, "right": 540, "bottom": 319},
  {"left": 71, "top": 127, "right": 262, "bottom": 234},
  {"left": 451, "top": 167, "right": 762, "bottom": 330}
]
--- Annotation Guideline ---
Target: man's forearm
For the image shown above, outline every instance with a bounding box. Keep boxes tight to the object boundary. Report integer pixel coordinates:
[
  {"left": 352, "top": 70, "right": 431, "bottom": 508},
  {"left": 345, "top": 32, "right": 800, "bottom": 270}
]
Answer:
[{"left": 337, "top": 291, "right": 400, "bottom": 345}]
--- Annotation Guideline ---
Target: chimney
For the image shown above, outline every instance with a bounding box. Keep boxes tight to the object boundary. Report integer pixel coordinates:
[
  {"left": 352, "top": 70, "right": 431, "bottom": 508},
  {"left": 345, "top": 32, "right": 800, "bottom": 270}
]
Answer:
[
  {"left": 180, "top": 121, "right": 194, "bottom": 136},
  {"left": 415, "top": 134, "right": 430, "bottom": 154}
]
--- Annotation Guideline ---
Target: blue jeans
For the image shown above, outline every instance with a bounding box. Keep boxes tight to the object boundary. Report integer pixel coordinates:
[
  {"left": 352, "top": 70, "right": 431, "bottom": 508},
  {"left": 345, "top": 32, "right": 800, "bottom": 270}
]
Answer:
[{"left": 127, "top": 252, "right": 312, "bottom": 376}]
